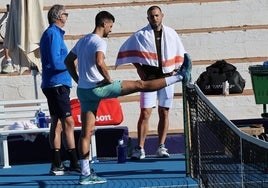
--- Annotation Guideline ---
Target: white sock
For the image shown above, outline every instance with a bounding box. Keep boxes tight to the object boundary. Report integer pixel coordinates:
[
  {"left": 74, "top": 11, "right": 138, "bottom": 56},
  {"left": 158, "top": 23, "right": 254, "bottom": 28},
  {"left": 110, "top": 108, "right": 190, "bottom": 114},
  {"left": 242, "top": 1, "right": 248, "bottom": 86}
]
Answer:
[
  {"left": 80, "top": 159, "right": 91, "bottom": 176},
  {"left": 165, "top": 74, "right": 183, "bottom": 86}
]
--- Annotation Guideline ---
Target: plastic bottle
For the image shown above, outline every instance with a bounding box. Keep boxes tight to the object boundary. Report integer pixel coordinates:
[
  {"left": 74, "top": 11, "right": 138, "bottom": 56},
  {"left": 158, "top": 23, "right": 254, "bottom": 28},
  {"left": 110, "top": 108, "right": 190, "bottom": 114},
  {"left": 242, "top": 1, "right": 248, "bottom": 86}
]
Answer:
[
  {"left": 263, "top": 60, "right": 268, "bottom": 66},
  {"left": 37, "top": 109, "right": 47, "bottom": 128},
  {"left": 117, "top": 139, "right": 127, "bottom": 163},
  {"left": 222, "top": 81, "right": 229, "bottom": 95}
]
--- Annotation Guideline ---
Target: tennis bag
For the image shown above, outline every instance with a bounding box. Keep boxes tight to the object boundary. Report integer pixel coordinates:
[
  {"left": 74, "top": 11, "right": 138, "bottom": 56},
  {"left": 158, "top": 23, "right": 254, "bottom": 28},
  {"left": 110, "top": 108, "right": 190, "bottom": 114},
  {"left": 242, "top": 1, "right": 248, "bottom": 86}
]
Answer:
[
  {"left": 71, "top": 98, "right": 123, "bottom": 126},
  {"left": 196, "top": 60, "right": 246, "bottom": 95}
]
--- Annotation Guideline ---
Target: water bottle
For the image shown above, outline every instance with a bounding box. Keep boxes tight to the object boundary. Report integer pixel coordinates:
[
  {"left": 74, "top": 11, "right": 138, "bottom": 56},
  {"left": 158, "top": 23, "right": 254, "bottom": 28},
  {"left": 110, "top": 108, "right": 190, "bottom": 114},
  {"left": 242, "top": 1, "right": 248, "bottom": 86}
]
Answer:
[
  {"left": 263, "top": 60, "right": 268, "bottom": 66},
  {"left": 117, "top": 139, "right": 127, "bottom": 163},
  {"left": 37, "top": 109, "right": 48, "bottom": 128},
  {"left": 222, "top": 81, "right": 229, "bottom": 95}
]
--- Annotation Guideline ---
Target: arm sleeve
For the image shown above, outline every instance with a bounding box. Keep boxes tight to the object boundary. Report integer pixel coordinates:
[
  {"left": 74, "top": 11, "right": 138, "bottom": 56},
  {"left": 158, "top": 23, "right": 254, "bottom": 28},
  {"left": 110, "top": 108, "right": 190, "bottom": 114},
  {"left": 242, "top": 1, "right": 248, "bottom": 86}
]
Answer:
[{"left": 49, "top": 32, "right": 68, "bottom": 70}]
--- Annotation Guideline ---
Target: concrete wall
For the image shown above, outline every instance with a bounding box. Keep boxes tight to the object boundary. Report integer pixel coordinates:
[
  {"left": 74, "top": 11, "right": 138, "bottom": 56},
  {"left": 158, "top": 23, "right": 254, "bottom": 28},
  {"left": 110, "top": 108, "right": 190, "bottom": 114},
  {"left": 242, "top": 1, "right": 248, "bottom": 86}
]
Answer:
[{"left": 0, "top": 0, "right": 268, "bottom": 132}]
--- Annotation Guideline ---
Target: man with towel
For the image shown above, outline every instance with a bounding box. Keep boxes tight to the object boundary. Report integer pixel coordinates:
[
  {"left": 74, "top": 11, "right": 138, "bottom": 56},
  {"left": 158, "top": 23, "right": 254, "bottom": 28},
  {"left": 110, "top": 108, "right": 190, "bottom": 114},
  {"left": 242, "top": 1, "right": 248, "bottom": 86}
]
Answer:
[{"left": 116, "top": 6, "right": 187, "bottom": 159}]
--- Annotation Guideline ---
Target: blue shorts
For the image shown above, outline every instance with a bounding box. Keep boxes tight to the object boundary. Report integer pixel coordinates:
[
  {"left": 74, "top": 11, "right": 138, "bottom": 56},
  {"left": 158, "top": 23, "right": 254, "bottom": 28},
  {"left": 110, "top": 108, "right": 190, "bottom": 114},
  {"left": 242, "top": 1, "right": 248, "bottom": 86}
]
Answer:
[
  {"left": 42, "top": 85, "right": 72, "bottom": 118},
  {"left": 77, "top": 80, "right": 122, "bottom": 112}
]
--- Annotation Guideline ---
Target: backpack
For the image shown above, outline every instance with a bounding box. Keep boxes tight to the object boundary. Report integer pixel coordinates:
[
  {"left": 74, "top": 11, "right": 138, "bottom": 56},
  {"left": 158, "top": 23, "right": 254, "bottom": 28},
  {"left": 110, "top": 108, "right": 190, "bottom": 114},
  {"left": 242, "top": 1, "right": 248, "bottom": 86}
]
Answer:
[{"left": 196, "top": 60, "right": 246, "bottom": 95}]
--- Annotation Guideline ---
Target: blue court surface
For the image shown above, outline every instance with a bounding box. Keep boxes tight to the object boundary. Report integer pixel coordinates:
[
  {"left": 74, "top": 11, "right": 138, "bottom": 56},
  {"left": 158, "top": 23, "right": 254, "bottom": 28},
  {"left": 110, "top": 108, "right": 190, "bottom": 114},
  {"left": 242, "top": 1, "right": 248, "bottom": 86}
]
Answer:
[{"left": 0, "top": 154, "right": 198, "bottom": 188}]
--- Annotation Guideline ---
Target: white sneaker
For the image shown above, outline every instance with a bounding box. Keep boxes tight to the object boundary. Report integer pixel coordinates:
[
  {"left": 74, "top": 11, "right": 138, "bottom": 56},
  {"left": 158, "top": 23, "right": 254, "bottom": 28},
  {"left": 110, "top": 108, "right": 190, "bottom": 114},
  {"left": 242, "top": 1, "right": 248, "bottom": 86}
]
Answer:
[
  {"left": 1, "top": 59, "right": 13, "bottom": 73},
  {"left": 156, "top": 146, "right": 170, "bottom": 158},
  {"left": 131, "top": 146, "right": 145, "bottom": 160}
]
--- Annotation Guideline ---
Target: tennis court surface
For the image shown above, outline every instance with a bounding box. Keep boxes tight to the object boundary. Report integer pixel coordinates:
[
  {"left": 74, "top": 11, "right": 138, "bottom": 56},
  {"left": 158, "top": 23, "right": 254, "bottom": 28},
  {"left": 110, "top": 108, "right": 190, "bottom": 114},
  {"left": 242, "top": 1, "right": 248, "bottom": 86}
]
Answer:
[
  {"left": 0, "top": 154, "right": 198, "bottom": 188},
  {"left": 4, "top": 82, "right": 268, "bottom": 188}
]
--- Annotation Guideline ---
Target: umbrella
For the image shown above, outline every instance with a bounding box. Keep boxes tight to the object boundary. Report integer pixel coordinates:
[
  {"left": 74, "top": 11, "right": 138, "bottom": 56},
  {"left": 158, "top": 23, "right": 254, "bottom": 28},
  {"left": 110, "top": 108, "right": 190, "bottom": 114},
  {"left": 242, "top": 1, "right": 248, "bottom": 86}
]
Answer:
[{"left": 3, "top": 0, "right": 46, "bottom": 74}]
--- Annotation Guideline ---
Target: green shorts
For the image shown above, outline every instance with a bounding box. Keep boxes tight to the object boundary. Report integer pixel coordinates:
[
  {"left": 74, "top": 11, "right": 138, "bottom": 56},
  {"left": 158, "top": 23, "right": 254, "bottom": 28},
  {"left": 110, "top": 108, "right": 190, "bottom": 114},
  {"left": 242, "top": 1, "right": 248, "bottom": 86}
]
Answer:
[{"left": 77, "top": 80, "right": 122, "bottom": 112}]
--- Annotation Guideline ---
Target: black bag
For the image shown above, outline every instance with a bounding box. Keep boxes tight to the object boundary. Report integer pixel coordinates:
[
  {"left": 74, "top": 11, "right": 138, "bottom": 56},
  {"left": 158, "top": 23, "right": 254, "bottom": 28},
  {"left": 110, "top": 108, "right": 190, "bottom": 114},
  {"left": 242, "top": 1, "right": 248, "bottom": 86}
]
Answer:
[{"left": 196, "top": 60, "right": 245, "bottom": 95}]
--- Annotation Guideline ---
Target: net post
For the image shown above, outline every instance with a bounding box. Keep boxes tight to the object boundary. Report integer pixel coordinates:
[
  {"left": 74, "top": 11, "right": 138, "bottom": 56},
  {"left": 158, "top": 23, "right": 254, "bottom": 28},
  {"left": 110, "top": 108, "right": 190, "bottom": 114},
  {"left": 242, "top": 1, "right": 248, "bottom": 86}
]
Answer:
[{"left": 182, "top": 82, "right": 191, "bottom": 176}]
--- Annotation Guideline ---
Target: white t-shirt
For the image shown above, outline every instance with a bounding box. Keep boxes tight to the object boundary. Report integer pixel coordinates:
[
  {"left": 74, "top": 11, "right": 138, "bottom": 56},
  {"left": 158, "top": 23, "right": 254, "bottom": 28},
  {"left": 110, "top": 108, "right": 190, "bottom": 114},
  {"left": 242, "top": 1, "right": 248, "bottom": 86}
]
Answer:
[{"left": 71, "top": 33, "right": 107, "bottom": 89}]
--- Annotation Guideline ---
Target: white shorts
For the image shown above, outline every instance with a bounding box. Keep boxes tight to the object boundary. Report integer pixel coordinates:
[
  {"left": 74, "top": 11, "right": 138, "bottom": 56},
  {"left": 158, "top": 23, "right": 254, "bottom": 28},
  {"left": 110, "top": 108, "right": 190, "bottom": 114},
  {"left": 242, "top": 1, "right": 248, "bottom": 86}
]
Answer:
[{"left": 140, "top": 84, "right": 174, "bottom": 108}]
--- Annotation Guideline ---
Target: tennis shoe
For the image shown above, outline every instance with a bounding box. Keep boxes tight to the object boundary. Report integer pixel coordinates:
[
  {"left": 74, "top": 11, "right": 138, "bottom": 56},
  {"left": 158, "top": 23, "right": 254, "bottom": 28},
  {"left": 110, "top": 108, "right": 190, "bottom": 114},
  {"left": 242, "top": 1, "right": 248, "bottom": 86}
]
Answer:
[
  {"left": 180, "top": 53, "right": 192, "bottom": 83},
  {"left": 67, "top": 164, "right": 81, "bottom": 175},
  {"left": 50, "top": 164, "right": 66, "bottom": 175},
  {"left": 156, "top": 146, "right": 170, "bottom": 158},
  {"left": 79, "top": 170, "right": 107, "bottom": 185},
  {"left": 131, "top": 146, "right": 145, "bottom": 160}
]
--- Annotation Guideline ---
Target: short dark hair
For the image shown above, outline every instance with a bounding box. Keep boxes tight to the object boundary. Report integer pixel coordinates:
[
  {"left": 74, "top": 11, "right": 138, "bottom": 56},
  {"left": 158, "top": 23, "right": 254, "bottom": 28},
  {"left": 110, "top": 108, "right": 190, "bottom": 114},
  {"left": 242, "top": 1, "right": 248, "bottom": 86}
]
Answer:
[
  {"left": 47, "top": 4, "right": 65, "bottom": 24},
  {"left": 147, "top": 5, "right": 162, "bottom": 15},
  {"left": 95, "top": 11, "right": 115, "bottom": 27}
]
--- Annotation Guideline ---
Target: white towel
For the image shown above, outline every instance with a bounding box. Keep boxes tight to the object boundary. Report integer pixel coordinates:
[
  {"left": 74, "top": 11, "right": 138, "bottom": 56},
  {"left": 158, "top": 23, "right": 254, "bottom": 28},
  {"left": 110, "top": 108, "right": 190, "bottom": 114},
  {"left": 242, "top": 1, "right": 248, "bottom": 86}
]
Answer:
[
  {"left": 9, "top": 121, "right": 38, "bottom": 130},
  {"left": 115, "top": 24, "right": 185, "bottom": 73},
  {"left": 9, "top": 121, "right": 39, "bottom": 142}
]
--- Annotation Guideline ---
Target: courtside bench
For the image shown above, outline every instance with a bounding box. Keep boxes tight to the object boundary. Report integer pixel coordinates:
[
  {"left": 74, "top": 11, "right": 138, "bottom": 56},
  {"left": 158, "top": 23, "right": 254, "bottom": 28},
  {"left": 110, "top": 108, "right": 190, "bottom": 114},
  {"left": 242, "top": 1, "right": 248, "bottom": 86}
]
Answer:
[{"left": 0, "top": 99, "right": 123, "bottom": 168}]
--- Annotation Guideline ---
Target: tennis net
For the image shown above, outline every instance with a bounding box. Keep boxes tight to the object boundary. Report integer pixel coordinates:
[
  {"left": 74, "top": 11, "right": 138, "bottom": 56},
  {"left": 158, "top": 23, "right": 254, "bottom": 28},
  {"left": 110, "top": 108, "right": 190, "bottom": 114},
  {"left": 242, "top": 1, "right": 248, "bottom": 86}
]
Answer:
[{"left": 185, "top": 84, "right": 268, "bottom": 188}]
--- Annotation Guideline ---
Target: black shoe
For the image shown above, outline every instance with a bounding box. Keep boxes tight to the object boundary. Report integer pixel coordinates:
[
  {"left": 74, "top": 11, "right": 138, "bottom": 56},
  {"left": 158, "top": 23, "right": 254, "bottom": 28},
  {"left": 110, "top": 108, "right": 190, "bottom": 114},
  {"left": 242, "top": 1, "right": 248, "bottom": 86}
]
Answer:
[
  {"left": 68, "top": 164, "right": 81, "bottom": 174},
  {"left": 50, "top": 164, "right": 66, "bottom": 175}
]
